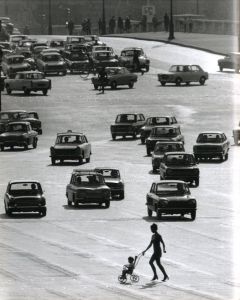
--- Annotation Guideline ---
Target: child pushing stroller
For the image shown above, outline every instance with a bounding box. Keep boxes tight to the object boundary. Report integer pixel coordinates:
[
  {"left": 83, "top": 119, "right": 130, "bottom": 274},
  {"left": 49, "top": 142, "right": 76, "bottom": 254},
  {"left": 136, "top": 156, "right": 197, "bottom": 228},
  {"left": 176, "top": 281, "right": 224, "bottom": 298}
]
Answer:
[{"left": 118, "top": 254, "right": 142, "bottom": 283}]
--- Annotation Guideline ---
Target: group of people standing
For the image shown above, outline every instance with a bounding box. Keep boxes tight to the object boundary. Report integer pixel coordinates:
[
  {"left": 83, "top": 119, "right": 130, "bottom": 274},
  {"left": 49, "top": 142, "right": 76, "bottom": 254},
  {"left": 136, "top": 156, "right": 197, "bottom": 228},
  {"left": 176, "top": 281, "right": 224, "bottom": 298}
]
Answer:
[{"left": 98, "top": 16, "right": 131, "bottom": 35}]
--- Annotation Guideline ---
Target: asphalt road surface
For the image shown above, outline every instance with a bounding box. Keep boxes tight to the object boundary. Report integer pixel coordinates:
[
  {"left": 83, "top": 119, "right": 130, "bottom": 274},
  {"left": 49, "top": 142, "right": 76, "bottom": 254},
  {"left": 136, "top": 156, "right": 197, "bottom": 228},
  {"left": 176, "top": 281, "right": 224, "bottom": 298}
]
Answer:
[{"left": 0, "top": 37, "right": 240, "bottom": 300}]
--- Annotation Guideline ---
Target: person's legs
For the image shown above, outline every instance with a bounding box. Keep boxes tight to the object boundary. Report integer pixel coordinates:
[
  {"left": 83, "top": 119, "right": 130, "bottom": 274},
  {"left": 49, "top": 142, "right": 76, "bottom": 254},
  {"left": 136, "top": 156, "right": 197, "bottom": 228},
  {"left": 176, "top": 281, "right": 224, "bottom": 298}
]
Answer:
[
  {"left": 149, "top": 254, "right": 158, "bottom": 279},
  {"left": 155, "top": 254, "right": 169, "bottom": 280}
]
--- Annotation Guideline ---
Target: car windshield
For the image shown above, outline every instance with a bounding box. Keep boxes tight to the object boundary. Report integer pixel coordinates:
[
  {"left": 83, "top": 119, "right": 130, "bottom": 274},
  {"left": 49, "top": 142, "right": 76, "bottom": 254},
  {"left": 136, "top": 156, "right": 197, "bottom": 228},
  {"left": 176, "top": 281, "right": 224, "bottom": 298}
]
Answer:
[
  {"left": 7, "top": 123, "right": 27, "bottom": 132},
  {"left": 9, "top": 182, "right": 42, "bottom": 196},
  {"left": 122, "top": 50, "right": 141, "bottom": 57},
  {"left": 147, "top": 117, "right": 170, "bottom": 126},
  {"left": 70, "top": 52, "right": 87, "bottom": 60},
  {"left": 95, "top": 52, "right": 114, "bottom": 59},
  {"left": 50, "top": 41, "right": 64, "bottom": 47},
  {"left": 151, "top": 127, "right": 178, "bottom": 137},
  {"left": 197, "top": 133, "right": 223, "bottom": 143},
  {"left": 165, "top": 154, "right": 196, "bottom": 166},
  {"left": 74, "top": 174, "right": 104, "bottom": 185},
  {"left": 69, "top": 37, "right": 85, "bottom": 43},
  {"left": 116, "top": 114, "right": 136, "bottom": 123},
  {"left": 95, "top": 169, "right": 120, "bottom": 178},
  {"left": 107, "top": 68, "right": 121, "bottom": 75},
  {"left": 28, "top": 112, "right": 38, "bottom": 119},
  {"left": 43, "top": 54, "right": 61, "bottom": 62},
  {"left": 25, "top": 73, "right": 44, "bottom": 79},
  {"left": 19, "top": 113, "right": 29, "bottom": 119},
  {"left": 7, "top": 56, "right": 24, "bottom": 64},
  {"left": 154, "top": 143, "right": 184, "bottom": 154},
  {"left": 156, "top": 182, "right": 188, "bottom": 196},
  {"left": 21, "top": 52, "right": 31, "bottom": 58},
  {"left": 56, "top": 135, "right": 83, "bottom": 144}
]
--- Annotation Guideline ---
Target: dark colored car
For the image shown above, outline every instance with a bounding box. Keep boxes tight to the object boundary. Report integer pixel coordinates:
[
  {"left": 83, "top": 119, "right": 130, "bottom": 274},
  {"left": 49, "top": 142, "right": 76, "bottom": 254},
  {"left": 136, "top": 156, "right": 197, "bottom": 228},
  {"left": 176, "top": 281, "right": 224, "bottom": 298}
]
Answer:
[
  {"left": 140, "top": 116, "right": 178, "bottom": 144},
  {"left": 218, "top": 52, "right": 240, "bottom": 73},
  {"left": 50, "top": 130, "right": 91, "bottom": 165},
  {"left": 146, "top": 125, "right": 184, "bottom": 156},
  {"left": 36, "top": 52, "right": 67, "bottom": 76},
  {"left": 91, "top": 67, "right": 137, "bottom": 90},
  {"left": 193, "top": 132, "right": 230, "bottom": 161},
  {"left": 119, "top": 47, "right": 150, "bottom": 72},
  {"left": 146, "top": 180, "right": 197, "bottom": 220},
  {"left": 63, "top": 49, "right": 89, "bottom": 73},
  {"left": 92, "top": 50, "right": 119, "bottom": 68},
  {"left": 152, "top": 141, "right": 185, "bottom": 173},
  {"left": 4, "top": 181, "right": 46, "bottom": 216},
  {"left": 0, "top": 121, "right": 38, "bottom": 151},
  {"left": 66, "top": 169, "right": 111, "bottom": 208},
  {"left": 94, "top": 168, "right": 124, "bottom": 199},
  {"left": 159, "top": 152, "right": 200, "bottom": 186},
  {"left": 110, "top": 113, "right": 145, "bottom": 140}
]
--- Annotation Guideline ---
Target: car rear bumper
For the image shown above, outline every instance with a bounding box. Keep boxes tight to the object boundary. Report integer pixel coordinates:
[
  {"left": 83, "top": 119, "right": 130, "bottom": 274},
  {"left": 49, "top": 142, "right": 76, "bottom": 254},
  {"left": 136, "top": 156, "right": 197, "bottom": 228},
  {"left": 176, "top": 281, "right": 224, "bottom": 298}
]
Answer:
[
  {"left": 0, "top": 141, "right": 27, "bottom": 147},
  {"left": 8, "top": 205, "right": 46, "bottom": 213}
]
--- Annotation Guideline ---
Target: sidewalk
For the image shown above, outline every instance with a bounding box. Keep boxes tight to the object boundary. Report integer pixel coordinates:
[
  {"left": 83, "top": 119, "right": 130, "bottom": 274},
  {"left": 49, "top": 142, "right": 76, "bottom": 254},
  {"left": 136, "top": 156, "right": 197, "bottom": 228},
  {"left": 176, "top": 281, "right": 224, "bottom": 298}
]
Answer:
[{"left": 106, "top": 31, "right": 238, "bottom": 55}]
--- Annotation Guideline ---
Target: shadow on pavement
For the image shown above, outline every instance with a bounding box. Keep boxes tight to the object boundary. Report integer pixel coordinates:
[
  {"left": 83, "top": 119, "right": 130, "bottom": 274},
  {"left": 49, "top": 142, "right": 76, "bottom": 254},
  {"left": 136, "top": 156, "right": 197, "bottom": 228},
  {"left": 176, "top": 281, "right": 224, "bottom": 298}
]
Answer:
[
  {"left": 0, "top": 213, "right": 43, "bottom": 219},
  {"left": 62, "top": 204, "right": 108, "bottom": 210},
  {"left": 142, "top": 216, "right": 193, "bottom": 223}
]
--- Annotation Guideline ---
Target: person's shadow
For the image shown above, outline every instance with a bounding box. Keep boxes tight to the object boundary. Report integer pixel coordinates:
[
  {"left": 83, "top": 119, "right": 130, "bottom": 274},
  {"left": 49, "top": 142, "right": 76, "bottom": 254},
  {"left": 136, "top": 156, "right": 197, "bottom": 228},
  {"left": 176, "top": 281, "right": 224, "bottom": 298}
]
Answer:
[{"left": 139, "top": 281, "right": 160, "bottom": 289}]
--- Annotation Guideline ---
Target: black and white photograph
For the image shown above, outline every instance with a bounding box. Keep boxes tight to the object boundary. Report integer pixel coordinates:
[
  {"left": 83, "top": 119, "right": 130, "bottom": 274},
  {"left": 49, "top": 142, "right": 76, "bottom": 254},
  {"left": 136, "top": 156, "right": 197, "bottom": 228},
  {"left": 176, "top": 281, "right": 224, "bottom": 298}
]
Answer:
[{"left": 0, "top": 0, "right": 240, "bottom": 299}]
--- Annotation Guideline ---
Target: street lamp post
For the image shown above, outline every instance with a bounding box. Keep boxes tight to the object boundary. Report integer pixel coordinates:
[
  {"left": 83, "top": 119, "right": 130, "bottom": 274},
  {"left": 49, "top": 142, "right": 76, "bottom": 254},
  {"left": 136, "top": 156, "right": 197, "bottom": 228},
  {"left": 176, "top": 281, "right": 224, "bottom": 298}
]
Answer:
[
  {"left": 168, "top": 0, "right": 175, "bottom": 40},
  {"left": 0, "top": 48, "right": 3, "bottom": 112},
  {"left": 48, "top": 0, "right": 52, "bottom": 35},
  {"left": 102, "top": 0, "right": 106, "bottom": 35}
]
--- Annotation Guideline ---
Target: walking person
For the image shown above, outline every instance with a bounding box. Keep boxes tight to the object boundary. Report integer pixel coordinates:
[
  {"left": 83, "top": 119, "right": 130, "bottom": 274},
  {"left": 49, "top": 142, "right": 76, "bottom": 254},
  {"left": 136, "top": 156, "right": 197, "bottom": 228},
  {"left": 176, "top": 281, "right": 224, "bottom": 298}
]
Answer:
[
  {"left": 164, "top": 13, "right": 169, "bottom": 32},
  {"left": 142, "top": 223, "right": 169, "bottom": 281}
]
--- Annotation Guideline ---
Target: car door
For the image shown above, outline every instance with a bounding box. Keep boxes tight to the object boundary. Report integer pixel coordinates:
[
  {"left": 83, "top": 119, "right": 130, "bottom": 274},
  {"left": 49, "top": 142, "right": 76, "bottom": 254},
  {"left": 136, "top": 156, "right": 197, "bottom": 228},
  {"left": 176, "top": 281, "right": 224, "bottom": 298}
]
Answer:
[
  {"left": 27, "top": 124, "right": 35, "bottom": 144},
  {"left": 159, "top": 156, "right": 167, "bottom": 178},
  {"left": 14, "top": 73, "right": 24, "bottom": 90},
  {"left": 67, "top": 175, "right": 76, "bottom": 201},
  {"left": 147, "top": 183, "right": 156, "bottom": 205},
  {"left": 81, "top": 135, "right": 91, "bottom": 158},
  {"left": 222, "top": 133, "right": 230, "bottom": 154}
]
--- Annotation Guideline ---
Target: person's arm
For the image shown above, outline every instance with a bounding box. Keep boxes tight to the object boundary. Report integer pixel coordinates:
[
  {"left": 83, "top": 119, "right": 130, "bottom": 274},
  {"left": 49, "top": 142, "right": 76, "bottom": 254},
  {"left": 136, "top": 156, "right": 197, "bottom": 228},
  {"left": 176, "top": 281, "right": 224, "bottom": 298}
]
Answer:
[
  {"left": 142, "top": 239, "right": 153, "bottom": 255},
  {"left": 160, "top": 235, "right": 166, "bottom": 253}
]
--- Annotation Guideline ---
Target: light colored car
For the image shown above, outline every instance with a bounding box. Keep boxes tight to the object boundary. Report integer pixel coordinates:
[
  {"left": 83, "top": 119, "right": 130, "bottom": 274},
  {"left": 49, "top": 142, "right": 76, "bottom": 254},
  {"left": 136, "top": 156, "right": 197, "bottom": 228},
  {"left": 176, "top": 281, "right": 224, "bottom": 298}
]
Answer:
[
  {"left": 36, "top": 52, "right": 67, "bottom": 76},
  {"left": 1, "top": 54, "right": 31, "bottom": 78},
  {"left": 218, "top": 52, "right": 240, "bottom": 73},
  {"left": 158, "top": 65, "right": 208, "bottom": 86},
  {"left": 233, "top": 123, "right": 240, "bottom": 145}
]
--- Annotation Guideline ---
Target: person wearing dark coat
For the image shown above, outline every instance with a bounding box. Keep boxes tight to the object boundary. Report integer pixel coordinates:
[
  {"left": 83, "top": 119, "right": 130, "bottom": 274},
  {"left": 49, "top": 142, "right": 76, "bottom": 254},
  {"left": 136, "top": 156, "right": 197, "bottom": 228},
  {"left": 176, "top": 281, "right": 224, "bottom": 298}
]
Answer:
[{"left": 117, "top": 17, "right": 124, "bottom": 34}]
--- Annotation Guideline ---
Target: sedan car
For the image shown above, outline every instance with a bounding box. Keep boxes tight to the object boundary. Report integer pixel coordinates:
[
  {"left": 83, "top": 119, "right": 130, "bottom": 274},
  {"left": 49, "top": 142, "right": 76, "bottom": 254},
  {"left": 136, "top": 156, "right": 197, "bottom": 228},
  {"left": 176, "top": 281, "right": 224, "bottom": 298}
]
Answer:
[
  {"left": 50, "top": 130, "right": 91, "bottom": 165},
  {"left": 92, "top": 50, "right": 119, "bottom": 68},
  {"left": 193, "top": 132, "right": 230, "bottom": 161},
  {"left": 146, "top": 125, "right": 184, "bottom": 156},
  {"left": 146, "top": 180, "right": 197, "bottom": 220},
  {"left": 36, "top": 52, "right": 67, "bottom": 76},
  {"left": 119, "top": 47, "right": 150, "bottom": 72},
  {"left": 218, "top": 52, "right": 240, "bottom": 73},
  {"left": 0, "top": 121, "right": 38, "bottom": 151},
  {"left": 158, "top": 65, "right": 208, "bottom": 86},
  {"left": 91, "top": 67, "right": 137, "bottom": 90},
  {"left": 1, "top": 54, "right": 31, "bottom": 78},
  {"left": 66, "top": 169, "right": 111, "bottom": 208},
  {"left": 4, "top": 181, "right": 46, "bottom": 216},
  {"left": 94, "top": 168, "right": 124, "bottom": 199},
  {"left": 140, "top": 116, "right": 178, "bottom": 144},
  {"left": 159, "top": 152, "right": 200, "bottom": 187}
]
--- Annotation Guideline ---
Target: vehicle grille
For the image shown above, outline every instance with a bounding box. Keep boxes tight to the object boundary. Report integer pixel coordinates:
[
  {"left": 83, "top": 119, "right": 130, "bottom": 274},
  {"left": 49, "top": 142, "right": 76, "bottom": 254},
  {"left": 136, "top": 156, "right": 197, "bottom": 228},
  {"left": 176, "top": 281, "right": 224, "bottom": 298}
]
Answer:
[
  {"left": 46, "top": 65, "right": 64, "bottom": 71},
  {"left": 167, "top": 200, "right": 195, "bottom": 208},
  {"left": 14, "top": 198, "right": 39, "bottom": 207},
  {"left": 54, "top": 149, "right": 79, "bottom": 156},
  {"left": 113, "top": 125, "right": 132, "bottom": 132}
]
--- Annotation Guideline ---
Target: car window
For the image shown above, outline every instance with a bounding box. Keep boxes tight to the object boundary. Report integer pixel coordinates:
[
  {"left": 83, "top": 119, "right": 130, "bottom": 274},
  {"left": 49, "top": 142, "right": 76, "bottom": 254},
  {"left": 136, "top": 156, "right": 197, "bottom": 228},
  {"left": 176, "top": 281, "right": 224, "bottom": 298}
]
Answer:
[
  {"left": 156, "top": 182, "right": 188, "bottom": 196},
  {"left": 0, "top": 113, "right": 10, "bottom": 120},
  {"left": 152, "top": 127, "right": 177, "bottom": 137},
  {"left": 73, "top": 174, "right": 104, "bottom": 185},
  {"left": 9, "top": 182, "right": 42, "bottom": 195},
  {"left": 147, "top": 117, "right": 169, "bottom": 125},
  {"left": 191, "top": 65, "right": 201, "bottom": 72},
  {"left": 57, "top": 135, "right": 83, "bottom": 144},
  {"left": 96, "top": 169, "right": 120, "bottom": 178},
  {"left": 154, "top": 143, "right": 183, "bottom": 153},
  {"left": 197, "top": 133, "right": 223, "bottom": 143},
  {"left": 165, "top": 154, "right": 195, "bottom": 166},
  {"left": 116, "top": 114, "right": 136, "bottom": 123},
  {"left": 7, "top": 123, "right": 27, "bottom": 132},
  {"left": 150, "top": 183, "right": 156, "bottom": 193}
]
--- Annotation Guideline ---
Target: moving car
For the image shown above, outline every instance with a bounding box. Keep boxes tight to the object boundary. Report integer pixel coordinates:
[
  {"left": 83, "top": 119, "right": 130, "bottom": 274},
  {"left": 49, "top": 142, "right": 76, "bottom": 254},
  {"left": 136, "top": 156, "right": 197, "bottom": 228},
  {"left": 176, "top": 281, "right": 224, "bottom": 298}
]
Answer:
[
  {"left": 146, "top": 125, "right": 184, "bottom": 156},
  {"left": 218, "top": 52, "right": 240, "bottom": 73},
  {"left": 94, "top": 168, "right": 124, "bottom": 199},
  {"left": 36, "top": 52, "right": 67, "bottom": 76},
  {"left": 92, "top": 50, "right": 119, "bottom": 68},
  {"left": 4, "top": 181, "right": 46, "bottom": 216},
  {"left": 0, "top": 121, "right": 38, "bottom": 151},
  {"left": 140, "top": 116, "right": 178, "bottom": 144},
  {"left": 63, "top": 49, "right": 89, "bottom": 73},
  {"left": 110, "top": 113, "right": 145, "bottom": 140},
  {"left": 158, "top": 65, "right": 208, "bottom": 86},
  {"left": 5, "top": 71, "right": 51, "bottom": 95},
  {"left": 91, "top": 67, "right": 137, "bottom": 90},
  {"left": 151, "top": 141, "right": 185, "bottom": 173},
  {"left": 119, "top": 47, "right": 150, "bottom": 72},
  {"left": 193, "top": 132, "right": 230, "bottom": 161},
  {"left": 159, "top": 152, "right": 200, "bottom": 187},
  {"left": 146, "top": 180, "right": 197, "bottom": 220},
  {"left": 66, "top": 169, "right": 111, "bottom": 208},
  {"left": 1, "top": 54, "right": 31, "bottom": 78},
  {"left": 50, "top": 130, "right": 91, "bottom": 165}
]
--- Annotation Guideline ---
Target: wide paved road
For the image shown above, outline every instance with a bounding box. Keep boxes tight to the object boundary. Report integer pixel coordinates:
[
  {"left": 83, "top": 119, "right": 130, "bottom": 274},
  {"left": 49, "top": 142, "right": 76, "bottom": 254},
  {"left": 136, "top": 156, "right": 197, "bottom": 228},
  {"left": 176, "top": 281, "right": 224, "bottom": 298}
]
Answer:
[{"left": 0, "top": 37, "right": 240, "bottom": 300}]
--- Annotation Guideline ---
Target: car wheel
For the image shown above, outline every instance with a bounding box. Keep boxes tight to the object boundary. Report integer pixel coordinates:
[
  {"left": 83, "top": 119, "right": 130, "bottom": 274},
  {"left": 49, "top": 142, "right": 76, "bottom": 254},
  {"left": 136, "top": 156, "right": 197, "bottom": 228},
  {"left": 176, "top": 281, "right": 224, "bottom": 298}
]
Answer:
[
  {"left": 1, "top": 145, "right": 4, "bottom": 151},
  {"left": 175, "top": 77, "right": 182, "bottom": 86},
  {"left": 60, "top": 159, "right": 64, "bottom": 164},
  {"left": 86, "top": 156, "right": 90, "bottom": 163},
  {"left": 105, "top": 200, "right": 110, "bottom": 208},
  {"left": 6, "top": 85, "right": 12, "bottom": 94},
  {"left": 68, "top": 199, "right": 72, "bottom": 206},
  {"left": 141, "top": 137, "right": 145, "bottom": 144},
  {"left": 24, "top": 143, "right": 28, "bottom": 150},
  {"left": 195, "top": 178, "right": 199, "bottom": 187},
  {"left": 199, "top": 76, "right": 206, "bottom": 85},
  {"left": 156, "top": 210, "right": 162, "bottom": 220},
  {"left": 94, "top": 84, "right": 98, "bottom": 90},
  {"left": 132, "top": 132, "right": 136, "bottom": 139},
  {"left": 112, "top": 134, "right": 116, "bottom": 140},
  {"left": 160, "top": 81, "right": 166, "bottom": 86},
  {"left": 79, "top": 158, "right": 83, "bottom": 164},
  {"left": 41, "top": 209, "right": 47, "bottom": 217},
  {"left": 186, "top": 82, "right": 190, "bottom": 86},
  {"left": 235, "top": 68, "right": 239, "bottom": 73},
  {"left": 191, "top": 211, "right": 196, "bottom": 221},
  {"left": 147, "top": 208, "right": 152, "bottom": 217},
  {"left": 220, "top": 154, "right": 225, "bottom": 162},
  {"left": 32, "top": 138, "right": 37, "bottom": 149},
  {"left": 24, "top": 88, "right": 31, "bottom": 95},
  {"left": 128, "top": 80, "right": 134, "bottom": 88},
  {"left": 42, "top": 89, "right": 48, "bottom": 96},
  {"left": 119, "top": 191, "right": 124, "bottom": 200},
  {"left": 147, "top": 148, "right": 151, "bottom": 156},
  {"left": 111, "top": 81, "right": 117, "bottom": 89},
  {"left": 51, "top": 157, "right": 56, "bottom": 165}
]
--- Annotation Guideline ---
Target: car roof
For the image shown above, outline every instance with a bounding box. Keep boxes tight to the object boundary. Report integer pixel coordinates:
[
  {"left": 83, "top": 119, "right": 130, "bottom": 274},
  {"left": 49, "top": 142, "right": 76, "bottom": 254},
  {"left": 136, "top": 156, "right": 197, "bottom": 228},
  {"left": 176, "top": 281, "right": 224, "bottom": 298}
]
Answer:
[
  {"left": 164, "top": 151, "right": 190, "bottom": 155},
  {"left": 15, "top": 71, "right": 43, "bottom": 74},
  {"left": 72, "top": 169, "right": 102, "bottom": 175},
  {"left": 0, "top": 110, "right": 26, "bottom": 113},
  {"left": 198, "top": 131, "right": 224, "bottom": 134},
  {"left": 147, "top": 116, "right": 175, "bottom": 119},
  {"left": 122, "top": 47, "right": 143, "bottom": 51},
  {"left": 153, "top": 125, "right": 180, "bottom": 129},
  {"left": 117, "top": 113, "right": 143, "bottom": 116},
  {"left": 5, "top": 54, "right": 24, "bottom": 58},
  {"left": 152, "top": 180, "right": 186, "bottom": 185},
  {"left": 9, "top": 180, "right": 41, "bottom": 184},
  {"left": 94, "top": 167, "right": 119, "bottom": 171},
  {"left": 7, "top": 121, "right": 30, "bottom": 125},
  {"left": 155, "top": 141, "right": 183, "bottom": 145},
  {"left": 57, "top": 130, "right": 84, "bottom": 136},
  {"left": 41, "top": 52, "right": 61, "bottom": 56}
]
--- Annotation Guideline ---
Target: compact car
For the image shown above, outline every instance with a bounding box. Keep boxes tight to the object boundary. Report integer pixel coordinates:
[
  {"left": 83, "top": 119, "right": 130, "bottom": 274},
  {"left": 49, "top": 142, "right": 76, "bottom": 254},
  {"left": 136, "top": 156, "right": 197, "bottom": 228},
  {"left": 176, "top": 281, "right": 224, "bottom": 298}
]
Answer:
[
  {"left": 66, "top": 169, "right": 111, "bottom": 208},
  {"left": 4, "top": 181, "right": 46, "bottom": 216},
  {"left": 50, "top": 130, "right": 91, "bottom": 165},
  {"left": 146, "top": 180, "right": 197, "bottom": 220},
  {"left": 110, "top": 113, "right": 145, "bottom": 140},
  {"left": 119, "top": 47, "right": 150, "bottom": 72},
  {"left": 158, "top": 65, "right": 208, "bottom": 86},
  {"left": 63, "top": 50, "right": 89, "bottom": 73},
  {"left": 36, "top": 52, "right": 67, "bottom": 76},
  {"left": 218, "top": 52, "right": 240, "bottom": 73},
  {"left": 1, "top": 54, "right": 31, "bottom": 78},
  {"left": 193, "top": 132, "right": 230, "bottom": 161},
  {"left": 92, "top": 50, "right": 119, "bottom": 68}
]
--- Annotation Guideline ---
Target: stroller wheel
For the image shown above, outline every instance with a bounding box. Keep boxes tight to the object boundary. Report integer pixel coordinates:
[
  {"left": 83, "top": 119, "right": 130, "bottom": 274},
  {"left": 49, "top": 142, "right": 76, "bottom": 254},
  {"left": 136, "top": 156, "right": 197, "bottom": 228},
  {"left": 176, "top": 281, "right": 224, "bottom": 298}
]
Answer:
[
  {"left": 130, "top": 274, "right": 139, "bottom": 283},
  {"left": 118, "top": 275, "right": 127, "bottom": 284}
]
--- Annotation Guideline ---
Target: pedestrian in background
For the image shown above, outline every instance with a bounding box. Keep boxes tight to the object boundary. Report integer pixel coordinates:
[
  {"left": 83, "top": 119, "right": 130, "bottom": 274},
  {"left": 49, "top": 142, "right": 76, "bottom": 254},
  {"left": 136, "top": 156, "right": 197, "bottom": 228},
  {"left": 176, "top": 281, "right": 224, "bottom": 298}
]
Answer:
[
  {"left": 125, "top": 16, "right": 131, "bottom": 33},
  {"left": 141, "top": 15, "right": 147, "bottom": 32},
  {"left": 152, "top": 15, "right": 158, "bottom": 32},
  {"left": 67, "top": 19, "right": 74, "bottom": 35},
  {"left": 117, "top": 17, "right": 124, "bottom": 33},
  {"left": 164, "top": 13, "right": 169, "bottom": 32},
  {"left": 87, "top": 18, "right": 92, "bottom": 35},
  {"left": 98, "top": 18, "right": 103, "bottom": 35}
]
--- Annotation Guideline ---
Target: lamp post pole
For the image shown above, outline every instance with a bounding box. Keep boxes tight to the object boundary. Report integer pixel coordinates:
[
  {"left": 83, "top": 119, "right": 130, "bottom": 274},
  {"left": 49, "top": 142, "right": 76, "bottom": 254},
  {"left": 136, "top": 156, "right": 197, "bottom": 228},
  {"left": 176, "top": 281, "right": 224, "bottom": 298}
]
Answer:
[
  {"left": 102, "top": 0, "right": 106, "bottom": 35},
  {"left": 238, "top": 0, "right": 240, "bottom": 52},
  {"left": 0, "top": 48, "right": 3, "bottom": 112},
  {"left": 168, "top": 0, "right": 175, "bottom": 40},
  {"left": 48, "top": 0, "right": 52, "bottom": 35}
]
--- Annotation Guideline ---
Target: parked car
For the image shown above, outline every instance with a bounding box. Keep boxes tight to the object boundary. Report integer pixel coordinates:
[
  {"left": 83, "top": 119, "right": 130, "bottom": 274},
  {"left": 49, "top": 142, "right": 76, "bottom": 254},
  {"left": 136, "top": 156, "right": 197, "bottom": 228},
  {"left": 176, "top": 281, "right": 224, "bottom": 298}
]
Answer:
[
  {"left": 140, "top": 116, "right": 178, "bottom": 144},
  {"left": 146, "top": 180, "right": 197, "bottom": 220},
  {"left": 94, "top": 168, "right": 124, "bottom": 199},
  {"left": 36, "top": 52, "right": 67, "bottom": 76},
  {"left": 9, "top": 35, "right": 28, "bottom": 49},
  {"left": 50, "top": 130, "right": 91, "bottom": 165},
  {"left": 119, "top": 47, "right": 150, "bottom": 72},
  {"left": 146, "top": 125, "right": 184, "bottom": 156},
  {"left": 0, "top": 122, "right": 6, "bottom": 134},
  {"left": 193, "top": 132, "right": 230, "bottom": 161},
  {"left": 5, "top": 71, "right": 51, "bottom": 95},
  {"left": 32, "top": 45, "right": 49, "bottom": 60},
  {"left": 159, "top": 152, "right": 200, "bottom": 187},
  {"left": 4, "top": 181, "right": 46, "bottom": 216},
  {"left": 233, "top": 123, "right": 240, "bottom": 145},
  {"left": 1, "top": 54, "right": 31, "bottom": 78},
  {"left": 91, "top": 67, "right": 137, "bottom": 90},
  {"left": 92, "top": 50, "right": 119, "bottom": 68},
  {"left": 158, "top": 65, "right": 208, "bottom": 86},
  {"left": 63, "top": 50, "right": 89, "bottom": 73},
  {"left": 0, "top": 121, "right": 38, "bottom": 151},
  {"left": 15, "top": 49, "right": 36, "bottom": 70},
  {"left": 152, "top": 141, "right": 185, "bottom": 173},
  {"left": 92, "top": 45, "right": 113, "bottom": 54},
  {"left": 218, "top": 52, "right": 240, "bottom": 73},
  {"left": 30, "top": 42, "right": 48, "bottom": 53},
  {"left": 48, "top": 39, "right": 65, "bottom": 53},
  {"left": 66, "top": 169, "right": 111, "bottom": 208},
  {"left": 110, "top": 113, "right": 145, "bottom": 140},
  {"left": 66, "top": 36, "right": 85, "bottom": 45}
]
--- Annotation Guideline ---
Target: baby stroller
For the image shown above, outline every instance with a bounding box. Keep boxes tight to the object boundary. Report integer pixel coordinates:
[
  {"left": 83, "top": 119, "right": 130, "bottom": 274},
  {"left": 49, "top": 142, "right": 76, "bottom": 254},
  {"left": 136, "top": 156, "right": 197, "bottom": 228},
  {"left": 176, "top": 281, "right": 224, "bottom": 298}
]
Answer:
[{"left": 118, "top": 253, "right": 142, "bottom": 284}]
